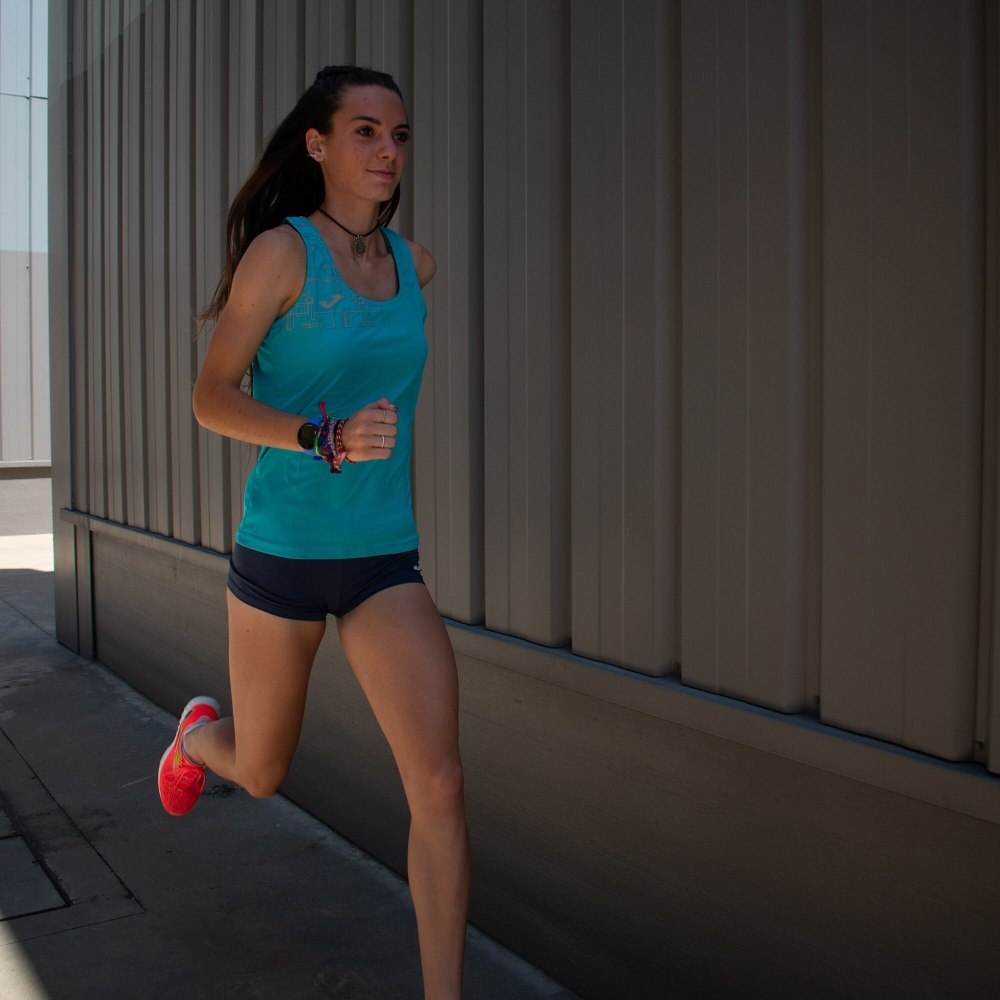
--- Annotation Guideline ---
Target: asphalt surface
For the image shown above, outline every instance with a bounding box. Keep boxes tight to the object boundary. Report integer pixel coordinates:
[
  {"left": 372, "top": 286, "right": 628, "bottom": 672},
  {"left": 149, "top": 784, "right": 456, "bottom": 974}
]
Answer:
[{"left": 0, "top": 479, "right": 577, "bottom": 1000}]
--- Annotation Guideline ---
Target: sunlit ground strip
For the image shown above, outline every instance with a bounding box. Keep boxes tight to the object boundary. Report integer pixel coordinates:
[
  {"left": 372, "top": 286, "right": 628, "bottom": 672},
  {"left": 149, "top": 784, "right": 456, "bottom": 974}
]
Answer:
[
  {"left": 0, "top": 535, "right": 53, "bottom": 572},
  {"left": 0, "top": 921, "right": 51, "bottom": 999}
]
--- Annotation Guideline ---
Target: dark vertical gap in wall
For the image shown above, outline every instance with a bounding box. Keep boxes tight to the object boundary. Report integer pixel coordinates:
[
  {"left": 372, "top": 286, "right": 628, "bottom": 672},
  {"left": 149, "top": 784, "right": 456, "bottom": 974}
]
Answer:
[
  {"left": 804, "top": 0, "right": 823, "bottom": 714},
  {"left": 554, "top": 0, "right": 571, "bottom": 646},
  {"left": 137, "top": 1, "right": 149, "bottom": 532},
  {"left": 296, "top": 0, "right": 306, "bottom": 94},
  {"left": 958, "top": 0, "right": 986, "bottom": 758},
  {"left": 188, "top": 2, "right": 202, "bottom": 546},
  {"left": 470, "top": 0, "right": 486, "bottom": 624},
  {"left": 98, "top": 0, "right": 109, "bottom": 519},
  {"left": 115, "top": 0, "right": 127, "bottom": 525},
  {"left": 785, "top": 0, "right": 808, "bottom": 710},
  {"left": 345, "top": 0, "right": 357, "bottom": 64},
  {"left": 662, "top": 0, "right": 681, "bottom": 671},
  {"left": 76, "top": 0, "right": 91, "bottom": 517},
  {"left": 220, "top": 0, "right": 233, "bottom": 551},
  {"left": 977, "top": 0, "right": 998, "bottom": 764},
  {"left": 163, "top": 0, "right": 173, "bottom": 539},
  {"left": 398, "top": 0, "right": 415, "bottom": 240},
  {"left": 255, "top": 0, "right": 264, "bottom": 150}
]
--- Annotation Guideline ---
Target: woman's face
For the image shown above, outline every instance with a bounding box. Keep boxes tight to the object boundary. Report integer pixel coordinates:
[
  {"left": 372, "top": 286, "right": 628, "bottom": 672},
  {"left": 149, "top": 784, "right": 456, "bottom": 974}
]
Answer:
[{"left": 306, "top": 85, "right": 409, "bottom": 206}]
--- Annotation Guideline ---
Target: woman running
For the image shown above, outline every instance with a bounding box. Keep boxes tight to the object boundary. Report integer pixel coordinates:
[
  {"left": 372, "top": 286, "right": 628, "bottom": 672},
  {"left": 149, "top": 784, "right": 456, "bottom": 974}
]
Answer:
[{"left": 156, "top": 65, "right": 470, "bottom": 998}]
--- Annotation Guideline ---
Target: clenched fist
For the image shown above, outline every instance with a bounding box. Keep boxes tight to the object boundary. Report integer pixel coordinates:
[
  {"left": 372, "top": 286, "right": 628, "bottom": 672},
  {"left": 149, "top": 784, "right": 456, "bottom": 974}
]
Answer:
[{"left": 341, "top": 398, "right": 398, "bottom": 461}]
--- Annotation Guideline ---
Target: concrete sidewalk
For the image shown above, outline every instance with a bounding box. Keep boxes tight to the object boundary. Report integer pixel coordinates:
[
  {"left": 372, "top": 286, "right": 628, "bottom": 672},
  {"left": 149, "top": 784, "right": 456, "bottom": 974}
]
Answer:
[{"left": 0, "top": 523, "right": 577, "bottom": 999}]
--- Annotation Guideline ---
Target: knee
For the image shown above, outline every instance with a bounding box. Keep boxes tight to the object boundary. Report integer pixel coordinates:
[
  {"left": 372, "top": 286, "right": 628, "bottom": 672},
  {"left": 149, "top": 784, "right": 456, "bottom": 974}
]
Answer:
[
  {"left": 407, "top": 761, "right": 465, "bottom": 816},
  {"left": 238, "top": 764, "right": 288, "bottom": 800}
]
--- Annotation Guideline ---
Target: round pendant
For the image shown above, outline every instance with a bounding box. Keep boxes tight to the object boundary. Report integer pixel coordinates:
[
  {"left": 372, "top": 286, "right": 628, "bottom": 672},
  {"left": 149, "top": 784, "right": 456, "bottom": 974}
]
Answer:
[{"left": 353, "top": 234, "right": 367, "bottom": 255}]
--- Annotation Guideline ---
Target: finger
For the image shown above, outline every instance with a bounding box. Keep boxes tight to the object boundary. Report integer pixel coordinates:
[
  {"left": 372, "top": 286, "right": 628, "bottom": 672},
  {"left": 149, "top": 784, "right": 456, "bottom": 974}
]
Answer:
[
  {"left": 360, "top": 421, "right": 397, "bottom": 438},
  {"left": 372, "top": 398, "right": 398, "bottom": 412},
  {"left": 351, "top": 447, "right": 393, "bottom": 461}
]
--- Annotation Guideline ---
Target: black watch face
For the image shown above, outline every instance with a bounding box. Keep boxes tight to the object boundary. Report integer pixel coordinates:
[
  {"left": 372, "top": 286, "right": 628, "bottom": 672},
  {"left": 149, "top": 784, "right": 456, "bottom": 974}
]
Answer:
[{"left": 298, "top": 422, "right": 317, "bottom": 450}]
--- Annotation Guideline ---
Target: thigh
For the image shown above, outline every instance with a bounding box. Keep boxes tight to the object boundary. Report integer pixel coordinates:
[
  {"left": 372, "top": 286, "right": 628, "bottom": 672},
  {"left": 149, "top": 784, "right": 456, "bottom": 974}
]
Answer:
[
  {"left": 227, "top": 589, "right": 327, "bottom": 775},
  {"left": 335, "top": 583, "right": 460, "bottom": 791}
]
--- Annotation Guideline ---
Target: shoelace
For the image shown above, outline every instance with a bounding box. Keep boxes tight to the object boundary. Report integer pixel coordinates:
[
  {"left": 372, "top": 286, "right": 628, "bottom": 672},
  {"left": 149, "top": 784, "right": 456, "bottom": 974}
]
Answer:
[{"left": 167, "top": 762, "right": 206, "bottom": 806}]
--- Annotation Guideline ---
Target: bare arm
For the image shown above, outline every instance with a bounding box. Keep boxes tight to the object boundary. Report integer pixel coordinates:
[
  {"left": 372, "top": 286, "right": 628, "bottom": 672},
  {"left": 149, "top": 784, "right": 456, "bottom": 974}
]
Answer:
[
  {"left": 193, "top": 226, "right": 399, "bottom": 461},
  {"left": 193, "top": 226, "right": 306, "bottom": 450},
  {"left": 405, "top": 239, "right": 437, "bottom": 288}
]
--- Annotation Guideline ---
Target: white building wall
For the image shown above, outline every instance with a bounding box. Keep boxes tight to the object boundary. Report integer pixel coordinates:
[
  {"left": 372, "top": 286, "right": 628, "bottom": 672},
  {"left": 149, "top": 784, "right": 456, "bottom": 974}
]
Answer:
[{"left": 0, "top": 0, "right": 48, "bottom": 466}]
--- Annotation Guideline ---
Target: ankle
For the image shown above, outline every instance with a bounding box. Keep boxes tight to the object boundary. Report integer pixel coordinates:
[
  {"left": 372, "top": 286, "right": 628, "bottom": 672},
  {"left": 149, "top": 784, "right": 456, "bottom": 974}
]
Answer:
[{"left": 181, "top": 721, "right": 210, "bottom": 766}]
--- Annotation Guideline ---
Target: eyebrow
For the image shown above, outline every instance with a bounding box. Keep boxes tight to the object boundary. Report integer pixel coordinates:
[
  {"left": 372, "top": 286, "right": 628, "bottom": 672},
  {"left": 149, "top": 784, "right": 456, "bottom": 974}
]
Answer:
[{"left": 350, "top": 114, "right": 410, "bottom": 129}]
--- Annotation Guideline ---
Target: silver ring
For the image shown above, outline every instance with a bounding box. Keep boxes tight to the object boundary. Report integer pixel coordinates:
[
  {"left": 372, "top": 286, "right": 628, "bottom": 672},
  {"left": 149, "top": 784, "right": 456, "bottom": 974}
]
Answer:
[
  {"left": 380, "top": 435, "right": 385, "bottom": 448},
  {"left": 381, "top": 410, "right": 387, "bottom": 422}
]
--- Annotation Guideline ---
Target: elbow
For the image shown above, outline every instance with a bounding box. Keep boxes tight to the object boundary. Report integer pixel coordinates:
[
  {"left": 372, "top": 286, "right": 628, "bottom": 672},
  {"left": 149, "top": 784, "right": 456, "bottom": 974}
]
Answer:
[{"left": 191, "top": 378, "right": 213, "bottom": 430}]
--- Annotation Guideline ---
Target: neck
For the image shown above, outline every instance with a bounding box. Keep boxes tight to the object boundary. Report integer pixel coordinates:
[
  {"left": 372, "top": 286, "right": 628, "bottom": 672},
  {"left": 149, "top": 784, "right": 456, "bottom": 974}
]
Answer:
[{"left": 319, "top": 194, "right": 380, "bottom": 236}]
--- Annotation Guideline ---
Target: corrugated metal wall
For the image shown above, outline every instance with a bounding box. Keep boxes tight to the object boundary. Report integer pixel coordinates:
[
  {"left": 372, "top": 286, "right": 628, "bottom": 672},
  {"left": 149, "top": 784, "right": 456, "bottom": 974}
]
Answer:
[
  {"left": 0, "top": 0, "right": 49, "bottom": 467},
  {"left": 50, "top": 0, "right": 1000, "bottom": 770}
]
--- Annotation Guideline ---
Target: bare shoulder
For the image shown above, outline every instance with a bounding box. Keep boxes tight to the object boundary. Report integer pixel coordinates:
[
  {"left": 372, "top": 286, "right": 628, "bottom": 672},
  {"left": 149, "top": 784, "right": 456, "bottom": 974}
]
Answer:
[
  {"left": 404, "top": 239, "right": 437, "bottom": 288},
  {"left": 240, "top": 223, "right": 305, "bottom": 274},
  {"left": 230, "top": 223, "right": 306, "bottom": 310}
]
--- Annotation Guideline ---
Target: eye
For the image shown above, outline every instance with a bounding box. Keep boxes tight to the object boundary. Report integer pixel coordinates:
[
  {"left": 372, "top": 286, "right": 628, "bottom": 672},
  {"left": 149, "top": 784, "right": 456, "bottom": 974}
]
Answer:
[
  {"left": 394, "top": 131, "right": 410, "bottom": 143},
  {"left": 356, "top": 125, "right": 374, "bottom": 137}
]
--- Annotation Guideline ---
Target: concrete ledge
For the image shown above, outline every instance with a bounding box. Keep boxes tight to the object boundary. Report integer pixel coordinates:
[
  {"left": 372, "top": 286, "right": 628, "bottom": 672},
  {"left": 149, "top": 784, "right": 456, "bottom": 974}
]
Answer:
[
  {"left": 60, "top": 507, "right": 228, "bottom": 575},
  {"left": 0, "top": 461, "right": 51, "bottom": 480},
  {"left": 62, "top": 507, "right": 1000, "bottom": 826}
]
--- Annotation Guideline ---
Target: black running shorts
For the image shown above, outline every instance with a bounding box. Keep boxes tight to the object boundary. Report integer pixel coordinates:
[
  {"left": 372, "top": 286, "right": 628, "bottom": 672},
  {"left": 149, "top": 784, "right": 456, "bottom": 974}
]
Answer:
[{"left": 227, "top": 543, "right": 424, "bottom": 621}]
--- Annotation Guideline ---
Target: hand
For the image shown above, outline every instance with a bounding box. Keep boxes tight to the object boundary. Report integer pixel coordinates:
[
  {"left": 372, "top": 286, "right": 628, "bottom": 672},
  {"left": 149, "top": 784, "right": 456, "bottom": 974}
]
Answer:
[{"left": 341, "top": 398, "right": 398, "bottom": 461}]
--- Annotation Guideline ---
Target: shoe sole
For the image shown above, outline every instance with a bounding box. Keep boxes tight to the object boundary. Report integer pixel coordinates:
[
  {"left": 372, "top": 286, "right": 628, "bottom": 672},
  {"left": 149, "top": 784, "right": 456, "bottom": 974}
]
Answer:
[{"left": 158, "top": 696, "right": 221, "bottom": 815}]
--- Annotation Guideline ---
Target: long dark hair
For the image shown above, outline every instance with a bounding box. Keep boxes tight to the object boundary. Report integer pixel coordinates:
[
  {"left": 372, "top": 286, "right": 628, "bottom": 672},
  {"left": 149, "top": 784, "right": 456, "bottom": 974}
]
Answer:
[{"left": 201, "top": 65, "right": 405, "bottom": 324}]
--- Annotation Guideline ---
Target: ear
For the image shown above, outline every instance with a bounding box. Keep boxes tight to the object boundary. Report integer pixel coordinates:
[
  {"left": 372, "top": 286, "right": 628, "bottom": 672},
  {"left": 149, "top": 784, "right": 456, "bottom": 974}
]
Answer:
[{"left": 304, "top": 127, "right": 325, "bottom": 162}]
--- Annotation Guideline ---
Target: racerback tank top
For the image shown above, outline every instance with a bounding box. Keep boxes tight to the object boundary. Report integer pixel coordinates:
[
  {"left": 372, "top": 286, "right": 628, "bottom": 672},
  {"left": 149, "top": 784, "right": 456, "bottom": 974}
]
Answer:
[{"left": 235, "top": 215, "right": 428, "bottom": 559}]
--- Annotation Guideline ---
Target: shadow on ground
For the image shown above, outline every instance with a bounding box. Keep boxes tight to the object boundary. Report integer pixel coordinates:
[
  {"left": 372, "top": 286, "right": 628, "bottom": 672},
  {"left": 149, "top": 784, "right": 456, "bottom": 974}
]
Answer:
[{"left": 0, "top": 565, "right": 577, "bottom": 1000}]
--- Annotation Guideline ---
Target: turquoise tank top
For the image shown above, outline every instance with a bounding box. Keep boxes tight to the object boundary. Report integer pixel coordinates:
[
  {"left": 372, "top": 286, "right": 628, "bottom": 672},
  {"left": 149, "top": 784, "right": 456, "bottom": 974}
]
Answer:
[{"left": 235, "top": 216, "right": 428, "bottom": 559}]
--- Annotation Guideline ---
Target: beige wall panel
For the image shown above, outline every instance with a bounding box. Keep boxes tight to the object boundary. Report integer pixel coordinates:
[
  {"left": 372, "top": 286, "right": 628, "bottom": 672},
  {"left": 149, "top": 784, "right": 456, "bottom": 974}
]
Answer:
[
  {"left": 195, "top": 0, "right": 233, "bottom": 554},
  {"left": 821, "top": 1, "right": 983, "bottom": 760},
  {"left": 356, "top": 0, "right": 402, "bottom": 75},
  {"left": 680, "top": 0, "right": 820, "bottom": 713},
  {"left": 86, "top": 2, "right": 106, "bottom": 518},
  {"left": 121, "top": 1, "right": 147, "bottom": 529},
  {"left": 570, "top": 0, "right": 680, "bottom": 675},
  {"left": 227, "top": 0, "right": 261, "bottom": 187},
  {"left": 989, "top": 1, "right": 1000, "bottom": 775},
  {"left": 411, "top": 0, "right": 484, "bottom": 623},
  {"left": 167, "top": 1, "right": 201, "bottom": 545},
  {"left": 143, "top": 0, "right": 172, "bottom": 537},
  {"left": 261, "top": 0, "right": 304, "bottom": 139},
  {"left": 50, "top": 0, "right": 79, "bottom": 648},
  {"left": 69, "top": 0, "right": 89, "bottom": 515},
  {"left": 482, "top": 0, "right": 570, "bottom": 646},
  {"left": 303, "top": 0, "right": 356, "bottom": 79},
  {"left": 225, "top": 1, "right": 262, "bottom": 541},
  {"left": 102, "top": 0, "right": 125, "bottom": 524}
]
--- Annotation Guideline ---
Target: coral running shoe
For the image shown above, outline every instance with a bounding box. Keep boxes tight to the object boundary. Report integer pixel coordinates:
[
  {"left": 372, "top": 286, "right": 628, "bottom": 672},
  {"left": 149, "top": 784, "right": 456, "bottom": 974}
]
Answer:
[{"left": 158, "top": 696, "right": 220, "bottom": 816}]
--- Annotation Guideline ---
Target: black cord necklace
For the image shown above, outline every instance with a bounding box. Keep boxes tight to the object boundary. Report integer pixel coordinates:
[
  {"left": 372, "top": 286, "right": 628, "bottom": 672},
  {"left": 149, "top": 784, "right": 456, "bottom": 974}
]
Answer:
[{"left": 318, "top": 206, "right": 379, "bottom": 255}]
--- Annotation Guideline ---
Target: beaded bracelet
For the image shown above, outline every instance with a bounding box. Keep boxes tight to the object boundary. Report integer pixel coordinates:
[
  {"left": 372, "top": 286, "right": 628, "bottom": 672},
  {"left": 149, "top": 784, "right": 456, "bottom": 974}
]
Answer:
[{"left": 313, "top": 402, "right": 353, "bottom": 474}]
